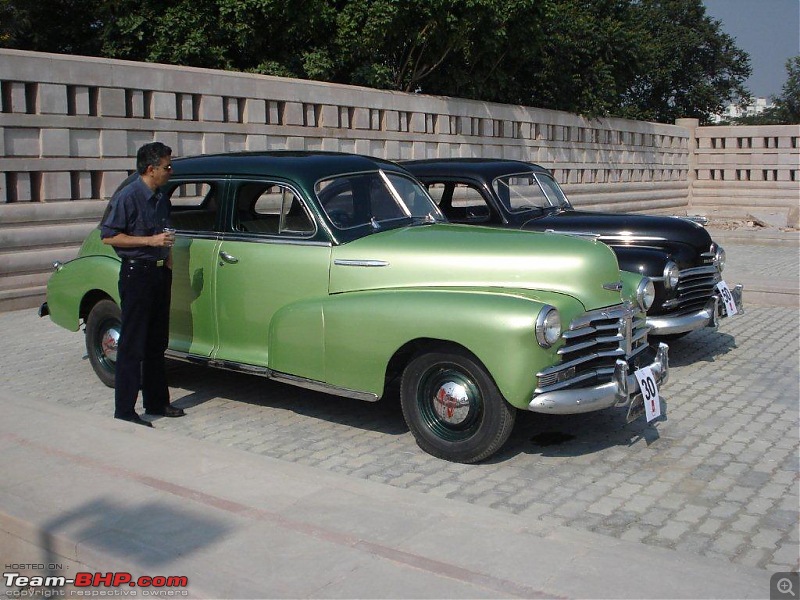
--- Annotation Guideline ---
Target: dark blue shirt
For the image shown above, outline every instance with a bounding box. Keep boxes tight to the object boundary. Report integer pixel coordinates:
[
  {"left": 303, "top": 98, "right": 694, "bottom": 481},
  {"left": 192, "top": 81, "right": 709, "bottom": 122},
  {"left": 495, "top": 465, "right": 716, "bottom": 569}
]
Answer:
[{"left": 100, "top": 177, "right": 172, "bottom": 261}]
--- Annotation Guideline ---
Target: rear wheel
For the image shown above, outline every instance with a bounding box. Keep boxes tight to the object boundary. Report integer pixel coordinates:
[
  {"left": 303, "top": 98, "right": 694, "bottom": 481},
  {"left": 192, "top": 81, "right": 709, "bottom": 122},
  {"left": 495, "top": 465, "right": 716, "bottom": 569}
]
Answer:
[
  {"left": 85, "top": 299, "right": 120, "bottom": 388},
  {"left": 400, "top": 348, "right": 516, "bottom": 463}
]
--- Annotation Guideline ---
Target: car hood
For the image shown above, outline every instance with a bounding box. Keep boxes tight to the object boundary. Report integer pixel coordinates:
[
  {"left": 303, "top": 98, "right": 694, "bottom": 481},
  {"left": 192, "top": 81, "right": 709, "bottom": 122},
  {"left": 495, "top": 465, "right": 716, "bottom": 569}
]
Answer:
[
  {"left": 527, "top": 210, "right": 713, "bottom": 254},
  {"left": 329, "top": 224, "right": 625, "bottom": 311}
]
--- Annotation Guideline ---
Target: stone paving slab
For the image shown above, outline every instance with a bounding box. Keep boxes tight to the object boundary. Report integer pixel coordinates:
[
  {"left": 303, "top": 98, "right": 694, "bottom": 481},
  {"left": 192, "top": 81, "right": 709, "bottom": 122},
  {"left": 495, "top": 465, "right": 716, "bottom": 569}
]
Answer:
[
  {"left": 0, "top": 389, "right": 773, "bottom": 599},
  {"left": 1, "top": 296, "right": 798, "bottom": 578}
]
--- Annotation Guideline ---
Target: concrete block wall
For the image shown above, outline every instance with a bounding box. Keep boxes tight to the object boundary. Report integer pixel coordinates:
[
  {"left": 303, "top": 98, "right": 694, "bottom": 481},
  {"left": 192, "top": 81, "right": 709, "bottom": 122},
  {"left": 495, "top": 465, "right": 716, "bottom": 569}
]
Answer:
[
  {"left": 1, "top": 49, "right": 691, "bottom": 211},
  {"left": 1, "top": 49, "right": 798, "bottom": 310},
  {"left": 683, "top": 120, "right": 800, "bottom": 224}
]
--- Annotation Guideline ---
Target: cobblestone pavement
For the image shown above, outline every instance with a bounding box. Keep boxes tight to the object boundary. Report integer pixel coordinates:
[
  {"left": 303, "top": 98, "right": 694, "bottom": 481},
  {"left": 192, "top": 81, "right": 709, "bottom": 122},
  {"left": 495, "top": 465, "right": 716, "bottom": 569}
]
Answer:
[{"left": 2, "top": 303, "right": 798, "bottom": 574}]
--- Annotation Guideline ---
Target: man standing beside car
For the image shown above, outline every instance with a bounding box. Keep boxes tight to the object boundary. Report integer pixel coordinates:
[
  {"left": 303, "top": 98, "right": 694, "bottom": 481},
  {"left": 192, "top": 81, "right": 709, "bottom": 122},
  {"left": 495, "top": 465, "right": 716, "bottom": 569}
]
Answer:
[{"left": 100, "top": 142, "right": 185, "bottom": 427}]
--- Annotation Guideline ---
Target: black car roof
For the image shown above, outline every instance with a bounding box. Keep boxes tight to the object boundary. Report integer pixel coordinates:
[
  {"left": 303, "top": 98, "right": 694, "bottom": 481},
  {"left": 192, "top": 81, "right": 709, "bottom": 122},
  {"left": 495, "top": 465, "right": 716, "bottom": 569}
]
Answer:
[
  {"left": 172, "top": 151, "right": 410, "bottom": 183},
  {"left": 403, "top": 158, "right": 552, "bottom": 181}
]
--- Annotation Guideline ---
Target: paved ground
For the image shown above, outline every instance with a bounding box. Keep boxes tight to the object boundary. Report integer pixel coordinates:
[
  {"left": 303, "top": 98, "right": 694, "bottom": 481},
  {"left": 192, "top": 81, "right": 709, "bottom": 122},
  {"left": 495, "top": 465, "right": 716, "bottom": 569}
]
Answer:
[{"left": 1, "top": 234, "right": 798, "bottom": 597}]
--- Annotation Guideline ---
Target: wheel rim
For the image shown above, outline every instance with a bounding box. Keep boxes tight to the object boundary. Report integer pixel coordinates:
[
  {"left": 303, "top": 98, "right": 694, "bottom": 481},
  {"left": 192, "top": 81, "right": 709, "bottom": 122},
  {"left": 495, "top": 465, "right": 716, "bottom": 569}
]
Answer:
[
  {"left": 417, "top": 364, "right": 483, "bottom": 441},
  {"left": 95, "top": 318, "right": 120, "bottom": 370}
]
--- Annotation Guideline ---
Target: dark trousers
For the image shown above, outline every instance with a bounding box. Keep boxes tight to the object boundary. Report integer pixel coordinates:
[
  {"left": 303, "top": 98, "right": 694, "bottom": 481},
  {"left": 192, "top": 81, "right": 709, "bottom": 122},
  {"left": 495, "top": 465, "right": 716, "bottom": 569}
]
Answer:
[{"left": 114, "top": 261, "right": 172, "bottom": 418}]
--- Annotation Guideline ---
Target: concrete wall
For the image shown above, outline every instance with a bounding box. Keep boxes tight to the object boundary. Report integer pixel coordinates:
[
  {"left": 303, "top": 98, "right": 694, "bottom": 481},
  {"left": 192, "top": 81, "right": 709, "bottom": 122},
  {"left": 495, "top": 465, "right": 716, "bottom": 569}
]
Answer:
[
  {"left": 684, "top": 120, "right": 800, "bottom": 225},
  {"left": 1, "top": 49, "right": 798, "bottom": 310},
  {"left": 1, "top": 49, "right": 692, "bottom": 212}
]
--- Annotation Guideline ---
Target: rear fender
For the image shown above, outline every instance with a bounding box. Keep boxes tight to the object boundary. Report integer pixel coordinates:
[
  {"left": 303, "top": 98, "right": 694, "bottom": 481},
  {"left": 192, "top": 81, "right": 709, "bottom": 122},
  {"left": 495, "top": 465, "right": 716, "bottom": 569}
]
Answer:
[{"left": 46, "top": 256, "right": 120, "bottom": 331}]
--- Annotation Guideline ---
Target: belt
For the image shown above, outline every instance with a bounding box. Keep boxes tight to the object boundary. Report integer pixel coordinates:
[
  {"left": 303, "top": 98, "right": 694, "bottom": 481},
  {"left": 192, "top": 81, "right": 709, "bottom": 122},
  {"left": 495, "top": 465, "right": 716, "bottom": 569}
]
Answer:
[{"left": 122, "top": 258, "right": 166, "bottom": 268}]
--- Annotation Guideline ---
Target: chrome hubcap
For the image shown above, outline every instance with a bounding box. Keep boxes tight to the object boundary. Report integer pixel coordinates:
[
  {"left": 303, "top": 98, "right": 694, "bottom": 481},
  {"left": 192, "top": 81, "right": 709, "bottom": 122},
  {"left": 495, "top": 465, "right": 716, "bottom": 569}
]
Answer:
[
  {"left": 433, "top": 381, "right": 471, "bottom": 425},
  {"left": 101, "top": 326, "right": 119, "bottom": 362}
]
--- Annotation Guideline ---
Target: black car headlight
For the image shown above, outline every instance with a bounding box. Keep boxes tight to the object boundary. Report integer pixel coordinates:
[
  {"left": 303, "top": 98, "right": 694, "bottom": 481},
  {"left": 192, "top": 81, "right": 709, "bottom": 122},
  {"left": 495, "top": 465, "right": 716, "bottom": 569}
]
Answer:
[
  {"left": 713, "top": 244, "right": 726, "bottom": 272},
  {"left": 663, "top": 261, "right": 680, "bottom": 290}
]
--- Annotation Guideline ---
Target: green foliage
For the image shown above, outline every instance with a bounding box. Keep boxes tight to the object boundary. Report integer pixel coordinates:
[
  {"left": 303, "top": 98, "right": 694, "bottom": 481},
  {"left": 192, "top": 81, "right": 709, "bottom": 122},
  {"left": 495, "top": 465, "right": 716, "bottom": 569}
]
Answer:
[
  {"left": 771, "top": 56, "right": 800, "bottom": 124},
  {"left": 0, "top": 0, "right": 753, "bottom": 124}
]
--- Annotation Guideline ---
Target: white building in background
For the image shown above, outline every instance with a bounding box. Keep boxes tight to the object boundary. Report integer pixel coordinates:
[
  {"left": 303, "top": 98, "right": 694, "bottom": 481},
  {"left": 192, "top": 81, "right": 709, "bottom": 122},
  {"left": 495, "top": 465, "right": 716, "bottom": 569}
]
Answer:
[{"left": 711, "top": 97, "right": 773, "bottom": 123}]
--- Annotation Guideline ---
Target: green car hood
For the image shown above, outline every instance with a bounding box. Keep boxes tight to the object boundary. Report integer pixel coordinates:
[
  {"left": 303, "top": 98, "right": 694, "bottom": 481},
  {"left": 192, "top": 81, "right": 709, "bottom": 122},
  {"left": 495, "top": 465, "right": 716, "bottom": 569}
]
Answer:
[{"left": 330, "top": 224, "right": 624, "bottom": 311}]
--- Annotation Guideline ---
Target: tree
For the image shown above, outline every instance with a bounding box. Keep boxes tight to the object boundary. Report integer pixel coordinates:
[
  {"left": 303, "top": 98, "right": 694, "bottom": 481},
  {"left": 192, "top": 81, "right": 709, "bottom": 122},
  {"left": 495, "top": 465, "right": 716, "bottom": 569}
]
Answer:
[
  {"left": 0, "top": 0, "right": 108, "bottom": 55},
  {"left": 0, "top": 0, "right": 753, "bottom": 124},
  {"left": 618, "top": 0, "right": 751, "bottom": 123},
  {"left": 771, "top": 56, "right": 800, "bottom": 124}
]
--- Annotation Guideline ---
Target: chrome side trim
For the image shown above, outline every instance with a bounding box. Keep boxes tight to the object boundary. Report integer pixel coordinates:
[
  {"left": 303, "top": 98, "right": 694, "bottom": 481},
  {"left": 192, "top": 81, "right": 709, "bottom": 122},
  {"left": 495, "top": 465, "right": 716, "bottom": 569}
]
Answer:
[
  {"left": 528, "top": 343, "right": 669, "bottom": 415},
  {"left": 333, "top": 259, "right": 390, "bottom": 267},
  {"left": 271, "top": 373, "right": 380, "bottom": 402},
  {"left": 603, "top": 281, "right": 623, "bottom": 291},
  {"left": 598, "top": 234, "right": 668, "bottom": 242},
  {"left": 544, "top": 229, "right": 602, "bottom": 240},
  {"left": 164, "top": 350, "right": 380, "bottom": 402},
  {"left": 675, "top": 215, "right": 709, "bottom": 226}
]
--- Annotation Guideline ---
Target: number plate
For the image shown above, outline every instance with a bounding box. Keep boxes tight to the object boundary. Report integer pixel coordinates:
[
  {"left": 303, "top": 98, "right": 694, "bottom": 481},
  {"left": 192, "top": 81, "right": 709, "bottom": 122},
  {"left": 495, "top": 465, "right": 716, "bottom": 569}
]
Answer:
[
  {"left": 634, "top": 366, "right": 661, "bottom": 422},
  {"left": 716, "top": 281, "right": 738, "bottom": 316}
]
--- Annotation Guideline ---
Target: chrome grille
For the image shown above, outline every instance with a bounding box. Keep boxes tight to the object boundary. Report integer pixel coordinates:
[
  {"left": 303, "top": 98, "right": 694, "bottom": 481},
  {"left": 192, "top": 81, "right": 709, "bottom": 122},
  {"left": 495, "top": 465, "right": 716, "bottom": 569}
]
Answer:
[
  {"left": 662, "top": 265, "right": 720, "bottom": 315},
  {"left": 535, "top": 303, "right": 649, "bottom": 394}
]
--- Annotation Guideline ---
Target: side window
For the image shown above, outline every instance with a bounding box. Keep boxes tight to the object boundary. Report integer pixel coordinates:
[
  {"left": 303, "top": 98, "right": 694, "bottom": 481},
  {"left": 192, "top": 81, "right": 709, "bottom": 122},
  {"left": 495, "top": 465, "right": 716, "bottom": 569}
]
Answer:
[
  {"left": 234, "top": 183, "right": 314, "bottom": 237},
  {"left": 427, "top": 182, "right": 489, "bottom": 223},
  {"left": 168, "top": 182, "right": 219, "bottom": 233}
]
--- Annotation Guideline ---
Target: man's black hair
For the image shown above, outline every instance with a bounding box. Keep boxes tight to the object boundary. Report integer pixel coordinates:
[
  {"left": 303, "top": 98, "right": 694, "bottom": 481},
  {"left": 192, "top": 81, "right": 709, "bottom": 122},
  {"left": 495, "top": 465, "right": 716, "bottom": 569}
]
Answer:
[{"left": 136, "top": 142, "right": 172, "bottom": 175}]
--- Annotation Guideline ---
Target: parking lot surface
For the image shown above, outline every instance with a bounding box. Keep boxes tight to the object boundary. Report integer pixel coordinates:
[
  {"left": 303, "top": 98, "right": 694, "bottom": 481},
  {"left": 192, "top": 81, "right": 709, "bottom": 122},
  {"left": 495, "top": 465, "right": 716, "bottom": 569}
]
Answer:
[{"left": 2, "top": 285, "right": 798, "bottom": 576}]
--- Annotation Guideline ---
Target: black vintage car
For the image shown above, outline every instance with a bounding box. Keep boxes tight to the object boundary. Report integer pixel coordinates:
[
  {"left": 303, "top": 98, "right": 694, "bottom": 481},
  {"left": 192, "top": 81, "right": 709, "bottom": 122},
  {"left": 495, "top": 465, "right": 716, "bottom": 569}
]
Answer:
[{"left": 404, "top": 158, "right": 744, "bottom": 339}]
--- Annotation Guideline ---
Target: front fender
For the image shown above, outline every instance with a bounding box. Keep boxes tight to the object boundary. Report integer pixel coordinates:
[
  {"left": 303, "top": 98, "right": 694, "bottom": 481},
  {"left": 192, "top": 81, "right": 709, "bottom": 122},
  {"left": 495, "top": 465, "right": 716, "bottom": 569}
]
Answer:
[
  {"left": 46, "top": 255, "right": 120, "bottom": 331},
  {"left": 613, "top": 246, "right": 670, "bottom": 279},
  {"left": 269, "top": 288, "right": 581, "bottom": 409}
]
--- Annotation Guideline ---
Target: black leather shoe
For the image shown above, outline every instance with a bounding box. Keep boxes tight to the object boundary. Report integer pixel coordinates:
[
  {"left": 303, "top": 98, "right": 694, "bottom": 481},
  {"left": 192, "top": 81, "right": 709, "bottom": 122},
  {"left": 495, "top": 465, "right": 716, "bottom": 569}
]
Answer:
[
  {"left": 145, "top": 405, "right": 186, "bottom": 418},
  {"left": 115, "top": 414, "right": 153, "bottom": 428}
]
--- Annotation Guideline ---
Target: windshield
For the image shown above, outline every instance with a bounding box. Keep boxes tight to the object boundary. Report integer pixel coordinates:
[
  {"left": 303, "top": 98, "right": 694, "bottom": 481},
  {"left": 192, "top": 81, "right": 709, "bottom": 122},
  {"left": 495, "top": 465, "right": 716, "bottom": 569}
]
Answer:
[
  {"left": 492, "top": 172, "right": 572, "bottom": 213},
  {"left": 316, "top": 170, "right": 444, "bottom": 233}
]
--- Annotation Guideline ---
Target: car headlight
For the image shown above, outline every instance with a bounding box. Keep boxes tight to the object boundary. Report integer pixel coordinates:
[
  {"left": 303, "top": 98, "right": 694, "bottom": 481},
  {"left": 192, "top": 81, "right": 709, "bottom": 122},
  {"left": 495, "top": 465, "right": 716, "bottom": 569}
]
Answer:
[
  {"left": 663, "top": 261, "right": 680, "bottom": 290},
  {"left": 713, "top": 244, "right": 726, "bottom": 272},
  {"left": 535, "top": 306, "right": 561, "bottom": 348},
  {"left": 637, "top": 278, "right": 655, "bottom": 311}
]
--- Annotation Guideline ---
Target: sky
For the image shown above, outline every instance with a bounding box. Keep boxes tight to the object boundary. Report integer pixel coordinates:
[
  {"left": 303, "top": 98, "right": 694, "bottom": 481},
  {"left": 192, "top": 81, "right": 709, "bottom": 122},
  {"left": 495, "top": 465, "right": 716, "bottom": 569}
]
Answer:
[{"left": 702, "top": 0, "right": 799, "bottom": 99}]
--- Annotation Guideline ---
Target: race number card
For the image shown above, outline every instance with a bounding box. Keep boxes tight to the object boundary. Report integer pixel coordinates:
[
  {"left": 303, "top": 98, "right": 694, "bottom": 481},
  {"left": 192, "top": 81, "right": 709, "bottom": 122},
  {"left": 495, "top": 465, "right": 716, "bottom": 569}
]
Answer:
[
  {"left": 634, "top": 366, "right": 661, "bottom": 422},
  {"left": 716, "top": 281, "right": 738, "bottom": 316}
]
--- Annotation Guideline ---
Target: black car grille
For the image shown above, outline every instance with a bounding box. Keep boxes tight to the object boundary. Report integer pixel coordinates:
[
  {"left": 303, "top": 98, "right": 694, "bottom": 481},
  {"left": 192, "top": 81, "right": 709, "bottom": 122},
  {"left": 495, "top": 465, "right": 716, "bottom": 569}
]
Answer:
[
  {"left": 663, "top": 265, "right": 721, "bottom": 315},
  {"left": 535, "top": 303, "right": 649, "bottom": 394}
]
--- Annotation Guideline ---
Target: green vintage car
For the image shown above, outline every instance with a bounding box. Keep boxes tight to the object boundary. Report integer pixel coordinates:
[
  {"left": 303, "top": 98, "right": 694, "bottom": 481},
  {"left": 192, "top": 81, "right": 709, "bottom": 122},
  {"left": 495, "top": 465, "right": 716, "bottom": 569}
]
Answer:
[{"left": 40, "top": 151, "right": 668, "bottom": 463}]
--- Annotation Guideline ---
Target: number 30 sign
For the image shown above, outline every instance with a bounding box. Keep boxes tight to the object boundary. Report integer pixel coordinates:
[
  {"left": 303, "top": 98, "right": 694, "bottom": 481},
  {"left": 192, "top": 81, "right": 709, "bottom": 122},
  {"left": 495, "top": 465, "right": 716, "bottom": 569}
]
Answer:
[{"left": 634, "top": 366, "right": 661, "bottom": 422}]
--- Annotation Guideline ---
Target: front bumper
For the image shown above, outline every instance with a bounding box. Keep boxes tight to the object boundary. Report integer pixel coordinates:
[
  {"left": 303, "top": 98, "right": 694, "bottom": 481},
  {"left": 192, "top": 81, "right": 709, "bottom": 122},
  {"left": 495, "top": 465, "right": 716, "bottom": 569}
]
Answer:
[
  {"left": 648, "top": 284, "right": 744, "bottom": 336},
  {"left": 528, "top": 342, "right": 669, "bottom": 415}
]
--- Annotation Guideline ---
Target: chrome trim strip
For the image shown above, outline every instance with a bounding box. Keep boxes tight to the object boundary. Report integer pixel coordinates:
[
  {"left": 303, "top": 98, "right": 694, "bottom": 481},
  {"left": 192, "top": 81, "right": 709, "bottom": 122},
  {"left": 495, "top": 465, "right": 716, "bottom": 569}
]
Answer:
[
  {"left": 165, "top": 351, "right": 380, "bottom": 402},
  {"left": 676, "top": 215, "right": 709, "bottom": 226},
  {"left": 529, "top": 343, "right": 669, "bottom": 414},
  {"left": 598, "top": 234, "right": 668, "bottom": 242},
  {"left": 544, "top": 229, "right": 602, "bottom": 240},
  {"left": 680, "top": 265, "right": 719, "bottom": 277},
  {"left": 603, "top": 281, "right": 623, "bottom": 291},
  {"left": 333, "top": 259, "right": 390, "bottom": 267},
  {"left": 271, "top": 372, "right": 380, "bottom": 402}
]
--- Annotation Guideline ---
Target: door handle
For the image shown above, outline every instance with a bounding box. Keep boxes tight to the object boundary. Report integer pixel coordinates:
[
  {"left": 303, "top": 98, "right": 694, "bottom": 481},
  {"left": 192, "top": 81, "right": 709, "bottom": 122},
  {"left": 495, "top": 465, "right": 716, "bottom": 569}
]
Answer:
[{"left": 219, "top": 250, "right": 239, "bottom": 264}]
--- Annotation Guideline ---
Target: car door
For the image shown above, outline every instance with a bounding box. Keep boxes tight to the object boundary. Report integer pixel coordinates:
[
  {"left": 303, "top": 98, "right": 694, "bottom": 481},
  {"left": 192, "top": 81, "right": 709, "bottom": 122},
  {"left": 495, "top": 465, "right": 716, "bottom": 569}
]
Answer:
[
  {"left": 212, "top": 178, "right": 331, "bottom": 373},
  {"left": 166, "top": 178, "right": 225, "bottom": 357}
]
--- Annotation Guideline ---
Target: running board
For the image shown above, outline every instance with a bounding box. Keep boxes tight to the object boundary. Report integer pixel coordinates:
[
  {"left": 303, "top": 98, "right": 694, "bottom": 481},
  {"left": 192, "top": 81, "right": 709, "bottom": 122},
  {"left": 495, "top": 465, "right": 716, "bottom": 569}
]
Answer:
[{"left": 165, "top": 350, "right": 380, "bottom": 403}]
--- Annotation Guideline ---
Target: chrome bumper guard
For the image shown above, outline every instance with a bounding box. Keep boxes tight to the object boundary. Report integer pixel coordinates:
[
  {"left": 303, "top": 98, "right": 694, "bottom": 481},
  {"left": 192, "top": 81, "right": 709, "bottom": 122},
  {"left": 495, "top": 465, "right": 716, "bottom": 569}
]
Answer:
[
  {"left": 648, "top": 284, "right": 744, "bottom": 336},
  {"left": 528, "top": 342, "right": 670, "bottom": 415}
]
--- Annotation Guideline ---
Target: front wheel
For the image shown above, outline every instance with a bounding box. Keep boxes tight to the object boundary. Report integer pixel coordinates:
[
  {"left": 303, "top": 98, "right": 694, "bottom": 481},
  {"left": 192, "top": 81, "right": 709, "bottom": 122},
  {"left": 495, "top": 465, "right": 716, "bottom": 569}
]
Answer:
[
  {"left": 400, "top": 348, "right": 516, "bottom": 463},
  {"left": 85, "top": 299, "right": 120, "bottom": 388}
]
